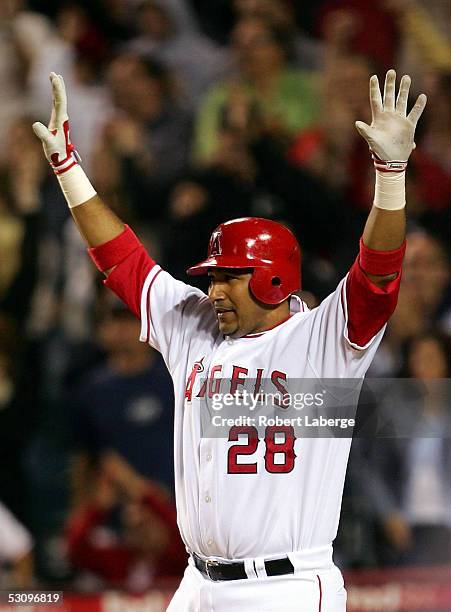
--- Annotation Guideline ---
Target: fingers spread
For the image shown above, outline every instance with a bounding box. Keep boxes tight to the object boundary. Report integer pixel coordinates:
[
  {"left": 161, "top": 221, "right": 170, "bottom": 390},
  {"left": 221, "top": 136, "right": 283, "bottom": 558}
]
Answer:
[
  {"left": 383, "top": 69, "right": 396, "bottom": 112},
  {"left": 50, "top": 72, "right": 68, "bottom": 123},
  {"left": 407, "top": 93, "right": 427, "bottom": 126},
  {"left": 369, "top": 75, "right": 383, "bottom": 119},
  {"left": 396, "top": 74, "right": 411, "bottom": 115}
]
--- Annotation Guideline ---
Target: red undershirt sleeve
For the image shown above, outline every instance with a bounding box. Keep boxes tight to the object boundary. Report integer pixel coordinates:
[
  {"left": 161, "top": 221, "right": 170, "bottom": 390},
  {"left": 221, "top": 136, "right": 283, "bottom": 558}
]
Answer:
[
  {"left": 345, "top": 239, "right": 405, "bottom": 348},
  {"left": 86, "top": 226, "right": 157, "bottom": 320},
  {"left": 103, "top": 246, "right": 156, "bottom": 319}
]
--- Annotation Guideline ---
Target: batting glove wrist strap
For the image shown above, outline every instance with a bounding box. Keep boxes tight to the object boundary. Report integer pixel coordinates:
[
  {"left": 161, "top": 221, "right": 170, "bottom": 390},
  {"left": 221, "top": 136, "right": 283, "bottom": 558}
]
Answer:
[{"left": 371, "top": 151, "right": 408, "bottom": 173}]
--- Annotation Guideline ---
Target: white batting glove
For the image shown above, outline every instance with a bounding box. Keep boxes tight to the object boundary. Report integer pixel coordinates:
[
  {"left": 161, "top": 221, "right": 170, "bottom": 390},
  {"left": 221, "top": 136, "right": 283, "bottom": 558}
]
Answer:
[
  {"left": 32, "top": 73, "right": 80, "bottom": 174},
  {"left": 355, "top": 69, "right": 427, "bottom": 172},
  {"left": 32, "top": 73, "right": 96, "bottom": 208}
]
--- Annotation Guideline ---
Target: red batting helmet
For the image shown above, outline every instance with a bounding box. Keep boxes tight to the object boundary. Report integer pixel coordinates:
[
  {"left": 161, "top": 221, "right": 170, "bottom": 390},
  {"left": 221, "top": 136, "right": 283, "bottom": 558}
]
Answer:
[{"left": 186, "top": 217, "right": 301, "bottom": 305}]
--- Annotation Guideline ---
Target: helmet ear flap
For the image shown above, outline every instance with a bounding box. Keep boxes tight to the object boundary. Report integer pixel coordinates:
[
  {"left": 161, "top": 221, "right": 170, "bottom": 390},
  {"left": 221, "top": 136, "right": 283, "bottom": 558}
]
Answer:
[{"left": 250, "top": 268, "right": 286, "bottom": 305}]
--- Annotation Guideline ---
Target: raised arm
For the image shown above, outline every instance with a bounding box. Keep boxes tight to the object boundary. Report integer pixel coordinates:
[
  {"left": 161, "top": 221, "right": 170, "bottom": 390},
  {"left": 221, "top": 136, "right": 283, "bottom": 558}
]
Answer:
[
  {"left": 32, "top": 73, "right": 124, "bottom": 248},
  {"left": 32, "top": 74, "right": 207, "bottom": 347},
  {"left": 332, "top": 70, "right": 428, "bottom": 348},
  {"left": 33, "top": 73, "right": 157, "bottom": 317},
  {"left": 355, "top": 69, "right": 427, "bottom": 287}
]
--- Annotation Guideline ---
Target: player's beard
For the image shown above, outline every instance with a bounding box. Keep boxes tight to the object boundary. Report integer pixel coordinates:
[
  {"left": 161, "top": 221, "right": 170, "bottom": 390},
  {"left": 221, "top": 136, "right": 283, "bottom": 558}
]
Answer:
[{"left": 217, "top": 310, "right": 238, "bottom": 335}]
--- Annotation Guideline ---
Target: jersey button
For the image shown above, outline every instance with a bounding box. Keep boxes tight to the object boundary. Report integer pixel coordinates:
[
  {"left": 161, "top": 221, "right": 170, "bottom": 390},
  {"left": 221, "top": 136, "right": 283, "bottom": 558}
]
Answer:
[
  {"left": 206, "top": 454, "right": 212, "bottom": 462},
  {"left": 205, "top": 494, "right": 211, "bottom": 503},
  {"left": 207, "top": 538, "right": 214, "bottom": 547}
]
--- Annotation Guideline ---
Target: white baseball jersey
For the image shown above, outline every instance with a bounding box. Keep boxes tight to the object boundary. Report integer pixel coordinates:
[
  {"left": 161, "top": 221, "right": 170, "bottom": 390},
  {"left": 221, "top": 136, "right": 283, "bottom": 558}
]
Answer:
[{"left": 133, "top": 265, "right": 384, "bottom": 562}]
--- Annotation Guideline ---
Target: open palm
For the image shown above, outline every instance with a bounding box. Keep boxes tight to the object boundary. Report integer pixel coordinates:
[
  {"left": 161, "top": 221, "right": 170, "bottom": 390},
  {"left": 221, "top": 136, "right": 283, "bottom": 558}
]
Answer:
[{"left": 355, "top": 69, "right": 427, "bottom": 161}]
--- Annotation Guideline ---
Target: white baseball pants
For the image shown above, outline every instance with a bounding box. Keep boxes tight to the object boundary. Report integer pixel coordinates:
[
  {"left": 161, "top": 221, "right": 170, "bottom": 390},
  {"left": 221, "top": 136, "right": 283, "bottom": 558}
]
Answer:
[{"left": 166, "top": 560, "right": 346, "bottom": 611}]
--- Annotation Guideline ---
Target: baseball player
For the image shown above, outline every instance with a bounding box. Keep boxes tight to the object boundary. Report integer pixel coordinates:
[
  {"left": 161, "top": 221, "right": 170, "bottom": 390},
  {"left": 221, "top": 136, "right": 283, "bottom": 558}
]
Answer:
[{"left": 33, "top": 69, "right": 426, "bottom": 611}]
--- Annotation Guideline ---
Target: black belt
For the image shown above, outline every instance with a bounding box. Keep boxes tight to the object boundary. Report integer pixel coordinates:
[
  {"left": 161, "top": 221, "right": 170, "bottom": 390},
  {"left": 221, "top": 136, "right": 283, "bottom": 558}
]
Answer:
[{"left": 192, "top": 552, "right": 295, "bottom": 582}]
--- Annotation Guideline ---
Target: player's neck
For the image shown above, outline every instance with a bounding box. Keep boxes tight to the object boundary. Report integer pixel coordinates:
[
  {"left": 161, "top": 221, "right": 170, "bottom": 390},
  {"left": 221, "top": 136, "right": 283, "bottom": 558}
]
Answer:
[{"left": 250, "top": 300, "right": 291, "bottom": 335}]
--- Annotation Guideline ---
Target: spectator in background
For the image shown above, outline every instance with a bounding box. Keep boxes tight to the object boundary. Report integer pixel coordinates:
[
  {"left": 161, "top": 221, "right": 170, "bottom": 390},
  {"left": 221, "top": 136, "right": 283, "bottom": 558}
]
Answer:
[
  {"left": 0, "top": 0, "right": 34, "bottom": 157},
  {"left": 0, "top": 315, "right": 35, "bottom": 522},
  {"left": 232, "top": 0, "right": 323, "bottom": 71},
  {"left": 0, "top": 192, "right": 24, "bottom": 304},
  {"left": 163, "top": 76, "right": 343, "bottom": 290},
  {"left": 402, "top": 232, "right": 451, "bottom": 332},
  {"left": 163, "top": 177, "right": 252, "bottom": 282},
  {"left": 127, "top": 0, "right": 228, "bottom": 111},
  {"left": 94, "top": 53, "right": 192, "bottom": 223},
  {"left": 0, "top": 117, "right": 45, "bottom": 539},
  {"left": 364, "top": 331, "right": 451, "bottom": 566},
  {"left": 193, "top": 16, "right": 319, "bottom": 163},
  {"left": 66, "top": 451, "right": 185, "bottom": 591},
  {"left": 419, "top": 71, "right": 451, "bottom": 176},
  {"left": 316, "top": 0, "right": 399, "bottom": 73},
  {"left": 288, "top": 54, "right": 372, "bottom": 210},
  {"left": 189, "top": 0, "right": 322, "bottom": 62},
  {"left": 0, "top": 500, "right": 33, "bottom": 588},
  {"left": 369, "top": 230, "right": 450, "bottom": 377},
  {"left": 385, "top": 0, "right": 451, "bottom": 82},
  {"left": 0, "top": 0, "right": 112, "bottom": 173},
  {"left": 70, "top": 294, "right": 175, "bottom": 507},
  {"left": 20, "top": 3, "right": 111, "bottom": 174},
  {"left": 290, "top": 6, "right": 450, "bottom": 237},
  {"left": 23, "top": 2, "right": 107, "bottom": 112},
  {"left": 0, "top": 116, "right": 44, "bottom": 325},
  {"left": 401, "top": 71, "right": 451, "bottom": 247}
]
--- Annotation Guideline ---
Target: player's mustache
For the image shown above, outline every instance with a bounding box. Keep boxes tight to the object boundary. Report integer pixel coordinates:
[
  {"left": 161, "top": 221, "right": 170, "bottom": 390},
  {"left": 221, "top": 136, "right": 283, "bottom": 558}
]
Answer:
[{"left": 214, "top": 304, "right": 235, "bottom": 313}]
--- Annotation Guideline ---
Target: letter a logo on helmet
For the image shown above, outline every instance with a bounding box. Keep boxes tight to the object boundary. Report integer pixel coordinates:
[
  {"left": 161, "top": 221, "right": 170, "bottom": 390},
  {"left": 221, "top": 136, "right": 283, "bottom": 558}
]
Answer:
[
  {"left": 187, "top": 217, "right": 301, "bottom": 305},
  {"left": 209, "top": 230, "right": 222, "bottom": 256}
]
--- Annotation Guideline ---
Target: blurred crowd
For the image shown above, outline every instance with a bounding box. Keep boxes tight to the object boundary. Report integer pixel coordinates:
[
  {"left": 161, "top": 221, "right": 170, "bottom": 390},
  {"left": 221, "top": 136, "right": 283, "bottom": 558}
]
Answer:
[{"left": 0, "top": 0, "right": 450, "bottom": 590}]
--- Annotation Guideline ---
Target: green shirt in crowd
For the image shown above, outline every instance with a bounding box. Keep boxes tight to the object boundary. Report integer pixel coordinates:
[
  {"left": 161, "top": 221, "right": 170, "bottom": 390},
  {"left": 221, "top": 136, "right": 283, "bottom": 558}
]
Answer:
[{"left": 193, "top": 68, "right": 319, "bottom": 163}]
